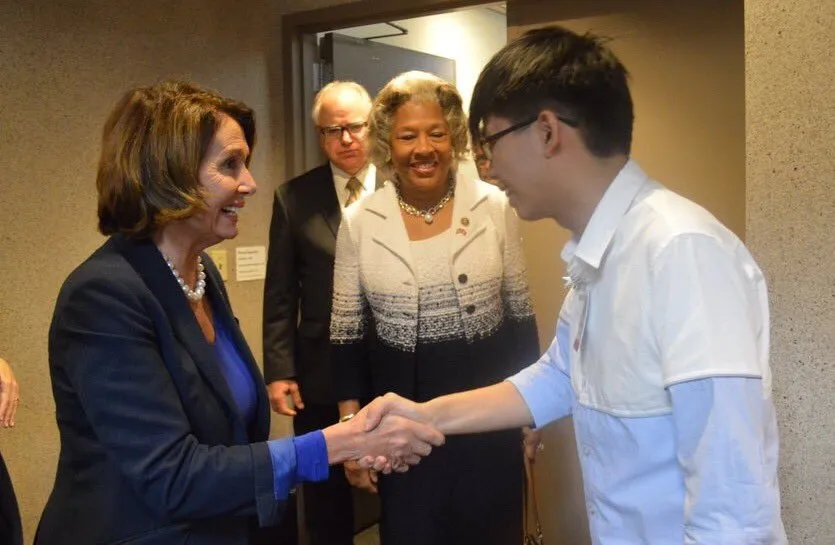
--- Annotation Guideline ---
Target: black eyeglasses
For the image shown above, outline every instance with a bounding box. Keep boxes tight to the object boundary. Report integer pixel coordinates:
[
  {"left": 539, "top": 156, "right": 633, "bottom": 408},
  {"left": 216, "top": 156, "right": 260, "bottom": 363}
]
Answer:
[
  {"left": 479, "top": 114, "right": 578, "bottom": 161},
  {"left": 319, "top": 121, "right": 368, "bottom": 141}
]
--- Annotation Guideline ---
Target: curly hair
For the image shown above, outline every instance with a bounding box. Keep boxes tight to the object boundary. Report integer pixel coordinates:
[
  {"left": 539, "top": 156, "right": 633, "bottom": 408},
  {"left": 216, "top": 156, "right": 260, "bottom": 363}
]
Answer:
[
  {"left": 368, "top": 71, "right": 469, "bottom": 178},
  {"left": 96, "top": 80, "right": 255, "bottom": 239}
]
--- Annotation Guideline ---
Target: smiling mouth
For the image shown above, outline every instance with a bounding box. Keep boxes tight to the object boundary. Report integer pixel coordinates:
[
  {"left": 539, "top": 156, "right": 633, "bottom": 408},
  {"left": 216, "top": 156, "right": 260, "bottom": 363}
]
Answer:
[
  {"left": 410, "top": 161, "right": 438, "bottom": 175},
  {"left": 221, "top": 205, "right": 242, "bottom": 216}
]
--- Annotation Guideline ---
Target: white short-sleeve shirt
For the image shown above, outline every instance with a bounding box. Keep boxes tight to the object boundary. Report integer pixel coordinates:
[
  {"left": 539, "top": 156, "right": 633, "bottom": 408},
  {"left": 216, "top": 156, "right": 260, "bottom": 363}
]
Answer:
[{"left": 562, "top": 160, "right": 770, "bottom": 417}]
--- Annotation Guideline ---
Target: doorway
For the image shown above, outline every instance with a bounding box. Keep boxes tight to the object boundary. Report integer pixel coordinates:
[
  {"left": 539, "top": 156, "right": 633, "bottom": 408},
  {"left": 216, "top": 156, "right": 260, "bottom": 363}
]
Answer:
[
  {"left": 287, "top": 8, "right": 511, "bottom": 543},
  {"left": 291, "top": 4, "right": 508, "bottom": 182},
  {"left": 281, "top": 2, "right": 745, "bottom": 545}
]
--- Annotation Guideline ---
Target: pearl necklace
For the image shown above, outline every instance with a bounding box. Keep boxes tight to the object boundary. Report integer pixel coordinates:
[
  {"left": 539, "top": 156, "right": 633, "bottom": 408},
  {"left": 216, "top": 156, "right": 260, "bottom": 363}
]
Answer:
[
  {"left": 165, "top": 255, "right": 206, "bottom": 302},
  {"left": 396, "top": 178, "right": 456, "bottom": 224}
]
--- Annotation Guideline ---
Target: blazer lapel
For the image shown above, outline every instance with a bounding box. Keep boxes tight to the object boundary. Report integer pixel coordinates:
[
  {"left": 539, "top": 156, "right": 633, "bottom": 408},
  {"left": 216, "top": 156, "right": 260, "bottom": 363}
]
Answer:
[
  {"left": 117, "top": 236, "right": 243, "bottom": 433},
  {"left": 317, "top": 165, "right": 342, "bottom": 239},
  {"left": 373, "top": 164, "right": 386, "bottom": 191},
  {"left": 450, "top": 173, "right": 490, "bottom": 262},
  {"left": 365, "top": 183, "right": 415, "bottom": 277}
]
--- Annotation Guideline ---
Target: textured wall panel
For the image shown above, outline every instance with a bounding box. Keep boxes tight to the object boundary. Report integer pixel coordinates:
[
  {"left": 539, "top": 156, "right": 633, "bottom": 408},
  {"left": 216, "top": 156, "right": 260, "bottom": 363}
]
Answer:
[{"left": 746, "top": 1, "right": 835, "bottom": 543}]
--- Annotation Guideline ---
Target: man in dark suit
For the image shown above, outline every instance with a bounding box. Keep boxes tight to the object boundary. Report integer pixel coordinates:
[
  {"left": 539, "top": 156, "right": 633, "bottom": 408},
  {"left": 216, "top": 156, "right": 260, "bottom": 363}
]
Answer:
[{"left": 263, "top": 81, "right": 377, "bottom": 545}]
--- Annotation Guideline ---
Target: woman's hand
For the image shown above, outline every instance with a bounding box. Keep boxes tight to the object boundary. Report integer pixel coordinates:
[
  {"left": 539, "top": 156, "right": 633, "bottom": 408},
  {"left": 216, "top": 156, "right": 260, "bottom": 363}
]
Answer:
[
  {"left": 343, "top": 461, "right": 378, "bottom": 493},
  {"left": 355, "top": 409, "right": 443, "bottom": 468},
  {"left": 352, "top": 393, "right": 437, "bottom": 472},
  {"left": 0, "top": 357, "right": 20, "bottom": 428},
  {"left": 323, "top": 400, "right": 444, "bottom": 473},
  {"left": 522, "top": 426, "right": 543, "bottom": 462}
]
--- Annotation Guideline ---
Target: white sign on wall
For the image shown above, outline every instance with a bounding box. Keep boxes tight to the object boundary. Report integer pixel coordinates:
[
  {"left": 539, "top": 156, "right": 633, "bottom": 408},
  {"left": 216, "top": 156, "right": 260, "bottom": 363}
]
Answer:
[{"left": 235, "top": 246, "right": 267, "bottom": 281}]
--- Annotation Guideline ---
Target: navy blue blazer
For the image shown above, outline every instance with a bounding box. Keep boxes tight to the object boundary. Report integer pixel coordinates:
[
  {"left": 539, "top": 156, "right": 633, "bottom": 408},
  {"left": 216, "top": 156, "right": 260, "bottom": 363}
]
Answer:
[
  {"left": 36, "top": 235, "right": 283, "bottom": 545},
  {"left": 263, "top": 163, "right": 342, "bottom": 403}
]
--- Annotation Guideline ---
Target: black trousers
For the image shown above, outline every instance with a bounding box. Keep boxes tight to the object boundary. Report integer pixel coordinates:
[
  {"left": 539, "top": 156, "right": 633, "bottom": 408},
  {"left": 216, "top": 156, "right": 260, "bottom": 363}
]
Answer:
[
  {"left": 0, "top": 451, "right": 23, "bottom": 545},
  {"left": 294, "top": 403, "right": 355, "bottom": 545}
]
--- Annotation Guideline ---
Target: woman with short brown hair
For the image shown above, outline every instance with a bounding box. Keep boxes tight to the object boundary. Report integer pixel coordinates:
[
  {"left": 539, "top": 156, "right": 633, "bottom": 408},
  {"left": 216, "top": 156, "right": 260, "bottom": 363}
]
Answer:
[
  {"left": 96, "top": 81, "right": 256, "bottom": 238},
  {"left": 36, "top": 80, "right": 442, "bottom": 545}
]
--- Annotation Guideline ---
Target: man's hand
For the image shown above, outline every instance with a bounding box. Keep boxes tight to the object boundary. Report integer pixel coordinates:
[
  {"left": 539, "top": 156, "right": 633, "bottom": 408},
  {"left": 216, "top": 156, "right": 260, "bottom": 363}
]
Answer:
[
  {"left": 361, "top": 392, "right": 430, "bottom": 432},
  {"left": 522, "top": 426, "right": 543, "bottom": 462},
  {"left": 343, "top": 460, "right": 378, "bottom": 493},
  {"left": 349, "top": 403, "right": 443, "bottom": 473},
  {"left": 267, "top": 379, "right": 304, "bottom": 416},
  {"left": 0, "top": 357, "right": 20, "bottom": 428}
]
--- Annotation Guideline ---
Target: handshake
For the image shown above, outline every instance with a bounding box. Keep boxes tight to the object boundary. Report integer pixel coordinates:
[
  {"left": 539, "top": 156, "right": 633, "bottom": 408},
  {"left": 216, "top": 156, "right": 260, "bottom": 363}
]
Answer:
[
  {"left": 325, "top": 393, "right": 442, "bottom": 490},
  {"left": 322, "top": 384, "right": 540, "bottom": 492}
]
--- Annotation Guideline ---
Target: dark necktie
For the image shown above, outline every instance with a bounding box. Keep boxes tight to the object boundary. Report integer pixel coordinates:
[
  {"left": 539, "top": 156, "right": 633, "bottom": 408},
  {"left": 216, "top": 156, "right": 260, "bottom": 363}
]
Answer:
[{"left": 345, "top": 176, "right": 363, "bottom": 207}]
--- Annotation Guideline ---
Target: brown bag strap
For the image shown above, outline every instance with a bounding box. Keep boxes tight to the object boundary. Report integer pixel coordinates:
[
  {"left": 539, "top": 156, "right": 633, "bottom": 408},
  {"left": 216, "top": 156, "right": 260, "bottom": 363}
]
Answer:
[{"left": 523, "top": 454, "right": 544, "bottom": 544}]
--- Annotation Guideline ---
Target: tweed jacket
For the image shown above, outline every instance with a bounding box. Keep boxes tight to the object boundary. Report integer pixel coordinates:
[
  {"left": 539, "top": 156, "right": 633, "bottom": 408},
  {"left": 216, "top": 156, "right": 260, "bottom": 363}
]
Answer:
[{"left": 330, "top": 173, "right": 539, "bottom": 400}]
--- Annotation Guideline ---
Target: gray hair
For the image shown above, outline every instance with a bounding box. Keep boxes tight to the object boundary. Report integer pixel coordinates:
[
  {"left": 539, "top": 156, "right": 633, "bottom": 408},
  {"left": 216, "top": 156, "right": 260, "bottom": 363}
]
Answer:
[
  {"left": 368, "top": 71, "right": 470, "bottom": 178},
  {"left": 311, "top": 80, "right": 372, "bottom": 125}
]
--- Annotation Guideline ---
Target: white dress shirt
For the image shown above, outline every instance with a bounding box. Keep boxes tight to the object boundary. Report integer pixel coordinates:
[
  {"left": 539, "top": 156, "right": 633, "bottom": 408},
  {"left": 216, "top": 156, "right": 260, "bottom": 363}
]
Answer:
[
  {"left": 331, "top": 163, "right": 376, "bottom": 209},
  {"left": 559, "top": 159, "right": 771, "bottom": 415},
  {"left": 508, "top": 160, "right": 786, "bottom": 544}
]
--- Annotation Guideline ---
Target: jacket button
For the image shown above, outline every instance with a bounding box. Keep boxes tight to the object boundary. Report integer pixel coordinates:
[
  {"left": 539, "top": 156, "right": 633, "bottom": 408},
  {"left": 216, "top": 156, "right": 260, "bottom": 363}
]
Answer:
[
  {"left": 465, "top": 304, "right": 475, "bottom": 314},
  {"left": 458, "top": 273, "right": 468, "bottom": 284}
]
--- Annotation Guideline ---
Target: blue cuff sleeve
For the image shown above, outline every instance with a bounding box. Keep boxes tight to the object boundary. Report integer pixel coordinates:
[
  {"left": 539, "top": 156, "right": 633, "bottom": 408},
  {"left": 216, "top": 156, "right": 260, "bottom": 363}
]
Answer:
[
  {"left": 267, "top": 438, "right": 297, "bottom": 501},
  {"left": 670, "top": 377, "right": 784, "bottom": 543},
  {"left": 293, "top": 431, "right": 330, "bottom": 483},
  {"left": 266, "top": 432, "right": 330, "bottom": 500},
  {"left": 506, "top": 318, "right": 574, "bottom": 427}
]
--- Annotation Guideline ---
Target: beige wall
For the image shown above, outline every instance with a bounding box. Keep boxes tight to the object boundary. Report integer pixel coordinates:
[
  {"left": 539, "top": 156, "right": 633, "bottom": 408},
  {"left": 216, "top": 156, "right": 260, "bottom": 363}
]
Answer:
[{"left": 746, "top": 1, "right": 835, "bottom": 543}]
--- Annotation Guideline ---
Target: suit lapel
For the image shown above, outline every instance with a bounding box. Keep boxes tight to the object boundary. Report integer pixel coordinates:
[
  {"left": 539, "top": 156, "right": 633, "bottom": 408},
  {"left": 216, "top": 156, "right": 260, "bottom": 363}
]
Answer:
[
  {"left": 364, "top": 183, "right": 415, "bottom": 277},
  {"left": 373, "top": 164, "right": 386, "bottom": 191},
  {"left": 317, "top": 165, "right": 342, "bottom": 239},
  {"left": 361, "top": 176, "right": 489, "bottom": 275},
  {"left": 117, "top": 236, "right": 243, "bottom": 434},
  {"left": 450, "top": 173, "right": 490, "bottom": 262}
]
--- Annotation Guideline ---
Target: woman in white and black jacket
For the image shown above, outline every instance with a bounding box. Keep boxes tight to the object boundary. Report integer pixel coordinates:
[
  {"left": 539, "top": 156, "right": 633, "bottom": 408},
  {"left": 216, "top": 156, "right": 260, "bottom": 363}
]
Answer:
[{"left": 331, "top": 71, "right": 540, "bottom": 545}]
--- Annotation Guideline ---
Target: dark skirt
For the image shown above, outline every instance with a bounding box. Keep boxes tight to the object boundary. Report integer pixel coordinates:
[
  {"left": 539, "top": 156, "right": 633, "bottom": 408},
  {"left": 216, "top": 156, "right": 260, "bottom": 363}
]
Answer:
[{"left": 376, "top": 332, "right": 525, "bottom": 545}]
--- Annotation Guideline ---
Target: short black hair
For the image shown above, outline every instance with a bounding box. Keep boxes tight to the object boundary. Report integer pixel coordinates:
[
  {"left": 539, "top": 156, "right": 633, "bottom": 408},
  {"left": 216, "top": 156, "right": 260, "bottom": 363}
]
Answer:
[{"left": 470, "top": 25, "right": 633, "bottom": 157}]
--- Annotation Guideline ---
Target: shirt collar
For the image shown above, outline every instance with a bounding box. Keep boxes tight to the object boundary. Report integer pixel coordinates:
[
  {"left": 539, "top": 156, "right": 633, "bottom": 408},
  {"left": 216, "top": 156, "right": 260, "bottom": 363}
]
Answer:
[
  {"left": 561, "top": 159, "right": 649, "bottom": 270},
  {"left": 331, "top": 162, "right": 369, "bottom": 184}
]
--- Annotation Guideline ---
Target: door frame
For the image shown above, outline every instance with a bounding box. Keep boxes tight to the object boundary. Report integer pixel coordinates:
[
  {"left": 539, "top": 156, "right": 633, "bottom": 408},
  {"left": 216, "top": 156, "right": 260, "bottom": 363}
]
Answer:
[{"left": 280, "top": 0, "right": 492, "bottom": 178}]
